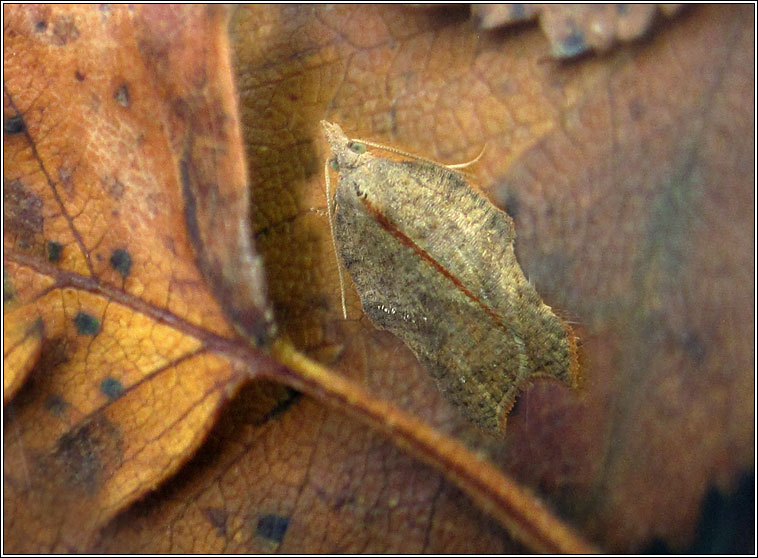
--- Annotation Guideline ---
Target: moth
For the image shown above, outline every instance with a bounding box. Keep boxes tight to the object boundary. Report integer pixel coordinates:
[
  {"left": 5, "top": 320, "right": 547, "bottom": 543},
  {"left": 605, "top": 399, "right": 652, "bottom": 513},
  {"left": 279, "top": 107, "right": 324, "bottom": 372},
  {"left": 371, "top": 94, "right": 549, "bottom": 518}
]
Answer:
[{"left": 322, "top": 121, "right": 579, "bottom": 435}]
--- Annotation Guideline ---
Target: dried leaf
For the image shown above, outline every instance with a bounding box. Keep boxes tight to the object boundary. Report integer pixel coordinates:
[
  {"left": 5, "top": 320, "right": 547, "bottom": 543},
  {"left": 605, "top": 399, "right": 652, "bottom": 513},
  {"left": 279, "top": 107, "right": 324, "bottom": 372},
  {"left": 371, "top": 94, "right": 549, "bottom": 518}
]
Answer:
[
  {"left": 3, "top": 5, "right": 271, "bottom": 550},
  {"left": 4, "top": 3, "right": 753, "bottom": 554},
  {"left": 471, "top": 4, "right": 684, "bottom": 58},
  {"left": 3, "top": 4, "right": 593, "bottom": 554},
  {"left": 227, "top": 4, "right": 751, "bottom": 552},
  {"left": 98, "top": 381, "right": 528, "bottom": 553}
]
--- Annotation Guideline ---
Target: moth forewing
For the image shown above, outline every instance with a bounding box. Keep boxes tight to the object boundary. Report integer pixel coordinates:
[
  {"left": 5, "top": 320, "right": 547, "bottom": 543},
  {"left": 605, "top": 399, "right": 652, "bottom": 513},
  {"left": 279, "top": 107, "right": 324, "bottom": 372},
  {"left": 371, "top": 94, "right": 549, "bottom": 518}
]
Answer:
[{"left": 321, "top": 120, "right": 579, "bottom": 435}]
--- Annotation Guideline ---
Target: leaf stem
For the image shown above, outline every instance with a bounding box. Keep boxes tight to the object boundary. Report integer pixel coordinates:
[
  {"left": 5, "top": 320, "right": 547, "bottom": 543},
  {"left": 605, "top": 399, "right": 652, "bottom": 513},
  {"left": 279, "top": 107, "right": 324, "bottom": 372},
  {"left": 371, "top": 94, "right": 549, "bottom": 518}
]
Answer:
[{"left": 269, "top": 338, "right": 599, "bottom": 554}]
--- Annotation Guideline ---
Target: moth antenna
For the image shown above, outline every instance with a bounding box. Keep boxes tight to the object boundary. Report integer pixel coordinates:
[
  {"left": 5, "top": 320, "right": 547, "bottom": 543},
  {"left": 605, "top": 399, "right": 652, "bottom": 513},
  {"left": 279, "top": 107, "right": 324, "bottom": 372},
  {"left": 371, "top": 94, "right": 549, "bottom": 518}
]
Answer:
[
  {"left": 355, "top": 138, "right": 439, "bottom": 166},
  {"left": 446, "top": 144, "right": 486, "bottom": 169},
  {"left": 354, "top": 138, "right": 486, "bottom": 172},
  {"left": 325, "top": 158, "right": 348, "bottom": 319}
]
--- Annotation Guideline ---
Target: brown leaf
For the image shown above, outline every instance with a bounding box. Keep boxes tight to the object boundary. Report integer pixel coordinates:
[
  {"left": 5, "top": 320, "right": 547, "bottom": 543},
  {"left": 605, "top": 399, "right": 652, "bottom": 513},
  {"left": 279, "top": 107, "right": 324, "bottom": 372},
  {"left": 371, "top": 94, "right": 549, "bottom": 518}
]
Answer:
[
  {"left": 4, "top": 4, "right": 592, "bottom": 554},
  {"left": 3, "top": 5, "right": 272, "bottom": 551},
  {"left": 98, "top": 381, "right": 526, "bottom": 553},
  {"left": 4, "top": 3, "right": 753, "bottom": 555},
  {"left": 226, "top": 4, "right": 748, "bottom": 552}
]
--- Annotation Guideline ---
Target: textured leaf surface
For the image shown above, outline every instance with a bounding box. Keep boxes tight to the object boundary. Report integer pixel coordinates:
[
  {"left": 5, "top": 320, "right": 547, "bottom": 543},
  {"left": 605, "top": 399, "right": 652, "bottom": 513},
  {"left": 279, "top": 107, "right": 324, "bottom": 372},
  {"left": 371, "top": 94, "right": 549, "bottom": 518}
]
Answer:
[
  {"left": 4, "top": 4, "right": 753, "bottom": 554},
  {"left": 3, "top": 5, "right": 267, "bottom": 551},
  {"left": 228, "top": 4, "right": 753, "bottom": 552}
]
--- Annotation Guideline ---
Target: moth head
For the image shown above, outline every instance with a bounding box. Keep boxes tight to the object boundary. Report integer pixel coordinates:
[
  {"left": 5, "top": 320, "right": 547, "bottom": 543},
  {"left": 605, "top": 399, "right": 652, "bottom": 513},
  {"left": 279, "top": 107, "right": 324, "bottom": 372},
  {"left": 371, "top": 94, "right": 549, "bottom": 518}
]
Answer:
[{"left": 321, "top": 120, "right": 372, "bottom": 170}]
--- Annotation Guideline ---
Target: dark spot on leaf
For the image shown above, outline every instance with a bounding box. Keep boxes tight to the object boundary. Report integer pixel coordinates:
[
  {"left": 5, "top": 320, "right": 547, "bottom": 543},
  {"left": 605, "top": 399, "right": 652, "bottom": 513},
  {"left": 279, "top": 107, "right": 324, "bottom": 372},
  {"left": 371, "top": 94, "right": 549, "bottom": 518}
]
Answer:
[
  {"left": 51, "top": 15, "right": 80, "bottom": 45},
  {"left": 4, "top": 114, "right": 25, "bottom": 135},
  {"left": 57, "top": 165, "right": 76, "bottom": 197},
  {"left": 102, "top": 176, "right": 125, "bottom": 200},
  {"left": 179, "top": 154, "right": 202, "bottom": 249},
  {"left": 38, "top": 335, "right": 70, "bottom": 371},
  {"left": 510, "top": 4, "right": 527, "bottom": 19},
  {"left": 500, "top": 187, "right": 521, "bottom": 219},
  {"left": 75, "top": 69, "right": 85, "bottom": 81},
  {"left": 73, "top": 312, "right": 100, "bottom": 335},
  {"left": 47, "top": 240, "right": 63, "bottom": 263},
  {"left": 171, "top": 97, "right": 190, "bottom": 121},
  {"left": 114, "top": 83, "right": 130, "bottom": 107},
  {"left": 628, "top": 98, "right": 644, "bottom": 121},
  {"left": 256, "top": 514, "right": 290, "bottom": 545},
  {"left": 251, "top": 327, "right": 270, "bottom": 348},
  {"left": 691, "top": 470, "right": 754, "bottom": 553},
  {"left": 100, "top": 377, "right": 124, "bottom": 400},
  {"left": 681, "top": 330, "right": 706, "bottom": 365},
  {"left": 109, "top": 248, "right": 132, "bottom": 278},
  {"left": 34, "top": 20, "right": 48, "bottom": 32},
  {"left": 45, "top": 394, "right": 68, "bottom": 416},
  {"left": 29, "top": 315, "right": 45, "bottom": 336},
  {"left": 645, "top": 470, "right": 754, "bottom": 554},
  {"left": 320, "top": 488, "right": 357, "bottom": 513},
  {"left": 52, "top": 415, "right": 122, "bottom": 493},
  {"left": 203, "top": 506, "right": 228, "bottom": 537},
  {"left": 555, "top": 28, "right": 586, "bottom": 58}
]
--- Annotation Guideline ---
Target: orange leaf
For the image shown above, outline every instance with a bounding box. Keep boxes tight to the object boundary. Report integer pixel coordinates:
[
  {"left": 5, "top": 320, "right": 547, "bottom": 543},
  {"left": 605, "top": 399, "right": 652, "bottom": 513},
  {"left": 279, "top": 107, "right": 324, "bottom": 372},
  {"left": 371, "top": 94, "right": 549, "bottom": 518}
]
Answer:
[
  {"left": 3, "top": 5, "right": 269, "bottom": 550},
  {"left": 4, "top": 4, "right": 753, "bottom": 554},
  {"left": 4, "top": 5, "right": 592, "bottom": 553}
]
